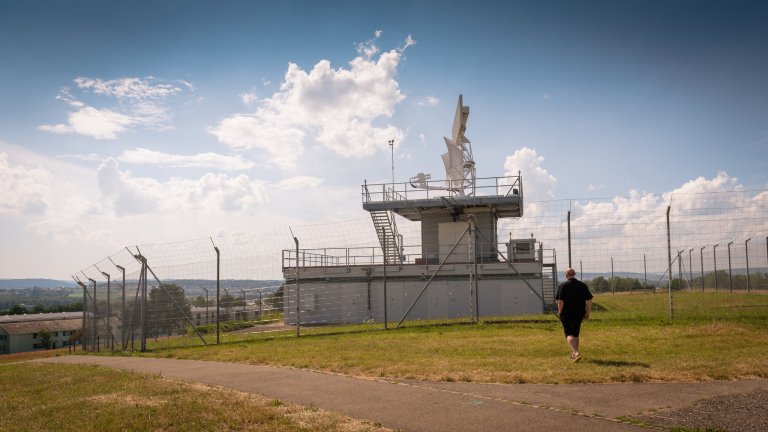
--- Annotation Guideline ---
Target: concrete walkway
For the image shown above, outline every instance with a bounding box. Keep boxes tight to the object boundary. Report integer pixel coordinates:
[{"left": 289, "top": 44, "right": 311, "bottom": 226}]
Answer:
[{"left": 36, "top": 356, "right": 767, "bottom": 432}]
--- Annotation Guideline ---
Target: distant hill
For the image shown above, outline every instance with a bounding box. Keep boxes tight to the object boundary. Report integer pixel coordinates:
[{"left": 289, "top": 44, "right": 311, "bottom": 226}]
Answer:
[{"left": 0, "top": 279, "right": 78, "bottom": 290}]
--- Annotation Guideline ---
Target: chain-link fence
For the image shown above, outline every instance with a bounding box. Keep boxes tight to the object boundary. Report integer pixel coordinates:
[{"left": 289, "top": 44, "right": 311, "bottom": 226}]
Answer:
[{"left": 73, "top": 188, "right": 768, "bottom": 351}]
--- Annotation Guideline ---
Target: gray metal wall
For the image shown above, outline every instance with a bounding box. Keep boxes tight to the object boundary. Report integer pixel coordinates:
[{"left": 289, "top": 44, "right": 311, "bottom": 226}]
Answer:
[
  {"left": 283, "top": 275, "right": 544, "bottom": 325},
  {"left": 420, "top": 208, "right": 498, "bottom": 262}
]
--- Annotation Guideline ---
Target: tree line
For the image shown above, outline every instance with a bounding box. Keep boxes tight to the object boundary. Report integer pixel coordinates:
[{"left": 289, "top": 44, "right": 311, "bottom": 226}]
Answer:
[{"left": 585, "top": 271, "right": 768, "bottom": 293}]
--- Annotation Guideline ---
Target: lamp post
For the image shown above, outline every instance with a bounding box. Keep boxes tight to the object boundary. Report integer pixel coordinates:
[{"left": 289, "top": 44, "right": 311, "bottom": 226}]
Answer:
[
  {"left": 699, "top": 246, "right": 705, "bottom": 291},
  {"left": 389, "top": 139, "right": 395, "bottom": 187}
]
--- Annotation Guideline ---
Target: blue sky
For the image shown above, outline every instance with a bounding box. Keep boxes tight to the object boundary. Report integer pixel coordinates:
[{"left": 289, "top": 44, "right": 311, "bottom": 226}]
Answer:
[{"left": 1, "top": 0, "right": 767, "bottom": 278}]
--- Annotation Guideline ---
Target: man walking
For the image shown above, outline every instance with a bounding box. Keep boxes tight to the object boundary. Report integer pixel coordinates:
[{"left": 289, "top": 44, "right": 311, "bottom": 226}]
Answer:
[{"left": 555, "top": 268, "right": 593, "bottom": 362}]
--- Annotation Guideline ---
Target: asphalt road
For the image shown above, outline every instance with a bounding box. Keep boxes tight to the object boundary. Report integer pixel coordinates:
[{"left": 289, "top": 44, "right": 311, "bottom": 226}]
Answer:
[{"left": 36, "top": 356, "right": 767, "bottom": 432}]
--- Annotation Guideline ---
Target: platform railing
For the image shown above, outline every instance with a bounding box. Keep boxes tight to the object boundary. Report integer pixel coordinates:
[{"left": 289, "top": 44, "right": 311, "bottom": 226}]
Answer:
[
  {"left": 361, "top": 175, "right": 522, "bottom": 204},
  {"left": 282, "top": 241, "right": 547, "bottom": 269}
]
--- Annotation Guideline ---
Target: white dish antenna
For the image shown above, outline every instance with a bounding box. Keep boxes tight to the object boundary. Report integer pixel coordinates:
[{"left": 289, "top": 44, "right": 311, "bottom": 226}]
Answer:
[{"left": 410, "top": 95, "right": 476, "bottom": 196}]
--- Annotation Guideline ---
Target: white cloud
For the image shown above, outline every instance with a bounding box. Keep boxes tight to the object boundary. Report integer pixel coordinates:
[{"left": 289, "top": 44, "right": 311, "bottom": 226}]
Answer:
[
  {"left": 96, "top": 158, "right": 266, "bottom": 216},
  {"left": 414, "top": 96, "right": 439, "bottom": 107},
  {"left": 240, "top": 90, "right": 258, "bottom": 105},
  {"left": 209, "top": 114, "right": 306, "bottom": 169},
  {"left": 588, "top": 184, "right": 604, "bottom": 191},
  {"left": 118, "top": 148, "right": 254, "bottom": 170},
  {"left": 39, "top": 106, "right": 136, "bottom": 139},
  {"left": 503, "top": 147, "right": 557, "bottom": 201},
  {"left": 276, "top": 176, "right": 323, "bottom": 190},
  {"left": 39, "top": 76, "right": 192, "bottom": 139},
  {"left": 0, "top": 153, "right": 52, "bottom": 215},
  {"left": 500, "top": 170, "right": 768, "bottom": 275},
  {"left": 210, "top": 34, "right": 414, "bottom": 169}
]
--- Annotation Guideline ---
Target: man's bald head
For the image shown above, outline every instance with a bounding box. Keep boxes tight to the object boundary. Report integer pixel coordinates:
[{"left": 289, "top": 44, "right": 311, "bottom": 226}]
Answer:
[{"left": 565, "top": 268, "right": 576, "bottom": 278}]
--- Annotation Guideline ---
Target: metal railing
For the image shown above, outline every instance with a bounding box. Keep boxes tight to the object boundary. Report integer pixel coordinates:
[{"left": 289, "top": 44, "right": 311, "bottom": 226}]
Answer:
[
  {"left": 282, "top": 241, "right": 545, "bottom": 269},
  {"left": 362, "top": 175, "right": 522, "bottom": 204}
]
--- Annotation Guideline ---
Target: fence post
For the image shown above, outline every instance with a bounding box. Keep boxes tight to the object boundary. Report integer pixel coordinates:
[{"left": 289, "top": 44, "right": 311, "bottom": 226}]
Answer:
[
  {"left": 567, "top": 210, "right": 572, "bottom": 268},
  {"left": 470, "top": 215, "right": 479, "bottom": 322},
  {"left": 713, "top": 244, "right": 719, "bottom": 292},
  {"left": 610, "top": 257, "right": 614, "bottom": 295},
  {"left": 88, "top": 278, "right": 97, "bottom": 351},
  {"left": 76, "top": 281, "right": 87, "bottom": 351},
  {"left": 727, "top": 241, "right": 734, "bottom": 293},
  {"left": 100, "top": 271, "right": 112, "bottom": 351},
  {"left": 745, "top": 238, "right": 751, "bottom": 293},
  {"left": 137, "top": 255, "right": 148, "bottom": 352},
  {"left": 211, "top": 240, "right": 220, "bottom": 345},
  {"left": 294, "top": 235, "right": 301, "bottom": 337},
  {"left": 688, "top": 249, "right": 693, "bottom": 289},
  {"left": 114, "top": 265, "right": 125, "bottom": 349},
  {"left": 382, "top": 228, "right": 388, "bottom": 330},
  {"left": 700, "top": 246, "right": 705, "bottom": 291},
  {"left": 666, "top": 205, "right": 673, "bottom": 321},
  {"left": 677, "top": 250, "right": 682, "bottom": 290},
  {"left": 643, "top": 254, "right": 648, "bottom": 291}
]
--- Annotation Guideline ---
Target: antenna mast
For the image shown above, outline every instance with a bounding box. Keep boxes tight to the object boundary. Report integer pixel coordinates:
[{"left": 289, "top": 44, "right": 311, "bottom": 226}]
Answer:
[{"left": 409, "top": 94, "right": 476, "bottom": 196}]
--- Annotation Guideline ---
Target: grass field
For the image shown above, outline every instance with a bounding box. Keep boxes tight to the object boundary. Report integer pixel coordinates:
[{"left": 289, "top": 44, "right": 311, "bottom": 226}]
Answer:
[
  {"left": 131, "top": 291, "right": 768, "bottom": 384},
  {"left": 0, "top": 362, "right": 390, "bottom": 432},
  {"left": 2, "top": 291, "right": 765, "bottom": 432}
]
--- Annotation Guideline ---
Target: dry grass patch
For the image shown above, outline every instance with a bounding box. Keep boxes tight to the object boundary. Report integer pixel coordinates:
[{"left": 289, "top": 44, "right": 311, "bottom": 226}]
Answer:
[{"left": 0, "top": 363, "right": 393, "bottom": 432}]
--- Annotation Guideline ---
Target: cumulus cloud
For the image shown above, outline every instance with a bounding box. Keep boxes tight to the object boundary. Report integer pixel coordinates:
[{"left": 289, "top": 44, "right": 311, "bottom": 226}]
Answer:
[
  {"left": 39, "top": 77, "right": 191, "bottom": 139},
  {"left": 96, "top": 158, "right": 266, "bottom": 216},
  {"left": 414, "top": 96, "right": 439, "bottom": 107},
  {"left": 0, "top": 153, "right": 52, "bottom": 215},
  {"left": 276, "top": 176, "right": 323, "bottom": 190},
  {"left": 499, "top": 169, "right": 767, "bottom": 274},
  {"left": 118, "top": 148, "right": 254, "bottom": 170},
  {"left": 209, "top": 33, "right": 414, "bottom": 169},
  {"left": 503, "top": 147, "right": 557, "bottom": 201},
  {"left": 240, "top": 90, "right": 258, "bottom": 105}
]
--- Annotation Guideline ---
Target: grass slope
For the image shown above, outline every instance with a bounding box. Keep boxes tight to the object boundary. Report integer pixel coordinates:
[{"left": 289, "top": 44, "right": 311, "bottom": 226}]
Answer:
[{"left": 135, "top": 291, "right": 768, "bottom": 384}]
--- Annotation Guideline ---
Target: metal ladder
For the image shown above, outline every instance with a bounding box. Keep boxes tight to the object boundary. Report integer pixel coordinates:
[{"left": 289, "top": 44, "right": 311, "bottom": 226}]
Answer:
[{"left": 370, "top": 210, "right": 402, "bottom": 264}]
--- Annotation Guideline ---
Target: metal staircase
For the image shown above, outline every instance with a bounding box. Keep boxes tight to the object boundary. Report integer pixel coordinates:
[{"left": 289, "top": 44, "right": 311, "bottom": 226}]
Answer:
[
  {"left": 371, "top": 210, "right": 403, "bottom": 264},
  {"left": 541, "top": 252, "right": 558, "bottom": 313}
]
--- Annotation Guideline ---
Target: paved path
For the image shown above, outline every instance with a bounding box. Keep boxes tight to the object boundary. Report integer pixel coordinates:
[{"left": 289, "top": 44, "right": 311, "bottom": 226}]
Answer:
[{"left": 36, "top": 356, "right": 767, "bottom": 432}]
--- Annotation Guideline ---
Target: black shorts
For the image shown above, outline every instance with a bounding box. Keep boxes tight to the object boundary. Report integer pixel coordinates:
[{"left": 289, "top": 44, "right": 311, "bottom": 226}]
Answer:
[{"left": 559, "top": 315, "right": 583, "bottom": 337}]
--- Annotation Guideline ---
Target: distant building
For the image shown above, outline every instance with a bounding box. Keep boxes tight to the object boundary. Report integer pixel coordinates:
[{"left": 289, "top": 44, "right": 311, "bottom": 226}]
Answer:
[{"left": 0, "top": 313, "right": 82, "bottom": 354}]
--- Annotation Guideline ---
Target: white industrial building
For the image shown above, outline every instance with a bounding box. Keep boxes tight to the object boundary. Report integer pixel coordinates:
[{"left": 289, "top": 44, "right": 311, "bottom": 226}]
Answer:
[{"left": 282, "top": 96, "right": 557, "bottom": 326}]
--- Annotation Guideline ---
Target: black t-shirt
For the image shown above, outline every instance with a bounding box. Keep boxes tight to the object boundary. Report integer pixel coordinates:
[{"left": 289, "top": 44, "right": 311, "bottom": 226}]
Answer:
[{"left": 555, "top": 278, "right": 593, "bottom": 318}]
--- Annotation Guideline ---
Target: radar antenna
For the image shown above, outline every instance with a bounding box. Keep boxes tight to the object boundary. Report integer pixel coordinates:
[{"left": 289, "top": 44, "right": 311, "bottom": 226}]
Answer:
[{"left": 410, "top": 95, "right": 476, "bottom": 196}]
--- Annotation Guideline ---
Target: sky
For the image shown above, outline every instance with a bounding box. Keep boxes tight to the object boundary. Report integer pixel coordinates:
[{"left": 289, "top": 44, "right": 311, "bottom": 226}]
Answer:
[{"left": 1, "top": 0, "right": 767, "bottom": 279}]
